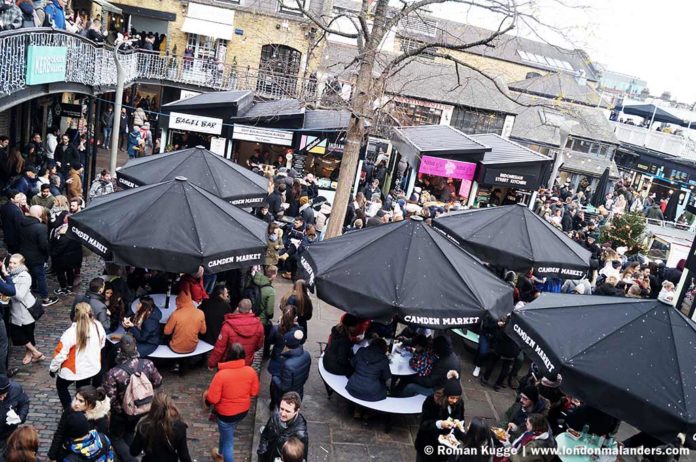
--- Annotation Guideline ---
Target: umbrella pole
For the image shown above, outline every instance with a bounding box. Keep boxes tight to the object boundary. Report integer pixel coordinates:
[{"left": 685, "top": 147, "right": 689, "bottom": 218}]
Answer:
[{"left": 165, "top": 279, "right": 172, "bottom": 309}]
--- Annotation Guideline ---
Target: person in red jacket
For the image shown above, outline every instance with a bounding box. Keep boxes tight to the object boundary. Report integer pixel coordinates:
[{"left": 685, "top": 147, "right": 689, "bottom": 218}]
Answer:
[
  {"left": 205, "top": 343, "right": 259, "bottom": 462},
  {"left": 208, "top": 299, "right": 264, "bottom": 368},
  {"left": 174, "top": 267, "right": 209, "bottom": 304}
]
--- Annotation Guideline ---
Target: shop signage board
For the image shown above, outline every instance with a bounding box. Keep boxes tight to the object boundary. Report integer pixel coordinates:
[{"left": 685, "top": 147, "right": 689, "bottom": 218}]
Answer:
[
  {"left": 481, "top": 165, "right": 542, "bottom": 190},
  {"left": 419, "top": 155, "right": 477, "bottom": 199},
  {"left": 233, "top": 124, "right": 293, "bottom": 146},
  {"left": 26, "top": 46, "right": 67, "bottom": 85},
  {"left": 209, "top": 137, "right": 226, "bottom": 156},
  {"left": 169, "top": 112, "right": 223, "bottom": 135},
  {"left": 53, "top": 103, "right": 82, "bottom": 118}
]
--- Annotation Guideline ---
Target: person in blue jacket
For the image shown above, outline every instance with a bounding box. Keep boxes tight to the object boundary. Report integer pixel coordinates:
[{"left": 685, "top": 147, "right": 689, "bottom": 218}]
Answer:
[
  {"left": 270, "top": 329, "right": 310, "bottom": 409},
  {"left": 123, "top": 296, "right": 162, "bottom": 357},
  {"left": 346, "top": 337, "right": 391, "bottom": 403},
  {"left": 43, "top": 0, "right": 66, "bottom": 29}
]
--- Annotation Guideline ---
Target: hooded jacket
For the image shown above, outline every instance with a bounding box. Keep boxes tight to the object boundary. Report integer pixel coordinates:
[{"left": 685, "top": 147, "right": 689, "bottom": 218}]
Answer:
[
  {"left": 322, "top": 325, "right": 354, "bottom": 376},
  {"left": 257, "top": 412, "right": 309, "bottom": 462},
  {"left": 18, "top": 215, "right": 48, "bottom": 266},
  {"left": 50, "top": 320, "right": 106, "bottom": 381},
  {"left": 252, "top": 272, "right": 275, "bottom": 325},
  {"left": 48, "top": 400, "right": 111, "bottom": 460},
  {"left": 272, "top": 346, "right": 311, "bottom": 396},
  {"left": 208, "top": 312, "right": 264, "bottom": 368},
  {"left": 163, "top": 291, "right": 206, "bottom": 354},
  {"left": 205, "top": 359, "right": 259, "bottom": 417},
  {"left": 267, "top": 324, "right": 302, "bottom": 376},
  {"left": 346, "top": 343, "right": 391, "bottom": 401}
]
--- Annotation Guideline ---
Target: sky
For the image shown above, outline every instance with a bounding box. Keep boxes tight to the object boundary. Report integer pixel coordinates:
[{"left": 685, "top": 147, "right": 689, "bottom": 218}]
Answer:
[{"left": 430, "top": 0, "right": 696, "bottom": 104}]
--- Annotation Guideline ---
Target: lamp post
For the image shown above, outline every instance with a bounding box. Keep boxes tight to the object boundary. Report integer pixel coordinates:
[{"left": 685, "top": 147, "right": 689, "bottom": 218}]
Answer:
[{"left": 109, "top": 42, "right": 126, "bottom": 175}]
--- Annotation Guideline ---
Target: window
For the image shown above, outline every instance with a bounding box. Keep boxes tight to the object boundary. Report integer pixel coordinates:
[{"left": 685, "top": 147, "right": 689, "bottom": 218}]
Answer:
[
  {"left": 279, "top": 0, "right": 306, "bottom": 14},
  {"left": 392, "top": 101, "right": 443, "bottom": 126},
  {"left": 450, "top": 107, "right": 506, "bottom": 135},
  {"left": 399, "top": 37, "right": 437, "bottom": 59},
  {"left": 257, "top": 44, "right": 302, "bottom": 96},
  {"left": 185, "top": 34, "right": 228, "bottom": 74},
  {"left": 517, "top": 50, "right": 575, "bottom": 72},
  {"left": 400, "top": 15, "right": 438, "bottom": 37},
  {"left": 566, "top": 137, "right": 616, "bottom": 159}
]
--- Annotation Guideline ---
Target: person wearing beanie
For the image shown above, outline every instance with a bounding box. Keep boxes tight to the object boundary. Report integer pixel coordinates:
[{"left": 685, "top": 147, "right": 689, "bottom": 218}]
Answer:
[
  {"left": 103, "top": 334, "right": 162, "bottom": 462},
  {"left": 0, "top": 374, "right": 29, "bottom": 455},
  {"left": 62, "top": 411, "right": 114, "bottom": 462},
  {"left": 500, "top": 384, "right": 549, "bottom": 440},
  {"left": 414, "top": 370, "right": 465, "bottom": 461},
  {"left": 346, "top": 337, "right": 391, "bottom": 406},
  {"left": 269, "top": 329, "right": 311, "bottom": 409}
]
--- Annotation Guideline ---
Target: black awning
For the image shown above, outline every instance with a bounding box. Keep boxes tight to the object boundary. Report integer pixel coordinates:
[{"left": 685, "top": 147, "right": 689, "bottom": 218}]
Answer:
[
  {"left": 391, "top": 125, "right": 490, "bottom": 165},
  {"left": 112, "top": 3, "right": 176, "bottom": 21}
]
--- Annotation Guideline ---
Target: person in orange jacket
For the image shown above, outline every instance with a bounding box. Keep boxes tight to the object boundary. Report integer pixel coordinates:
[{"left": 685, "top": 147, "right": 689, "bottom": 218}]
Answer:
[
  {"left": 208, "top": 299, "right": 264, "bottom": 369},
  {"left": 204, "top": 343, "right": 259, "bottom": 462},
  {"left": 164, "top": 290, "right": 206, "bottom": 373}
]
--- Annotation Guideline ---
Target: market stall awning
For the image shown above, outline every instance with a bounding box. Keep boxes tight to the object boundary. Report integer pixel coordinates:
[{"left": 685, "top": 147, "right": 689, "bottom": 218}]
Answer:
[
  {"left": 92, "top": 0, "right": 122, "bottom": 15},
  {"left": 619, "top": 103, "right": 684, "bottom": 125},
  {"left": 560, "top": 151, "right": 620, "bottom": 178},
  {"left": 391, "top": 125, "right": 490, "bottom": 166},
  {"left": 182, "top": 3, "right": 235, "bottom": 40}
]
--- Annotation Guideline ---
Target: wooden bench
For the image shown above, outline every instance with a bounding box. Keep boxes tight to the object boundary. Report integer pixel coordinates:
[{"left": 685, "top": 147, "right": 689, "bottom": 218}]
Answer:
[{"left": 318, "top": 356, "right": 425, "bottom": 430}]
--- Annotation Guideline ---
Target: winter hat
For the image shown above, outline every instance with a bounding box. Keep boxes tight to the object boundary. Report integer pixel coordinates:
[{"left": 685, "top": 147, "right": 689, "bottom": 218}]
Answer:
[
  {"left": 521, "top": 385, "right": 539, "bottom": 403},
  {"left": 71, "top": 162, "right": 83, "bottom": 171},
  {"left": 443, "top": 370, "right": 462, "bottom": 396},
  {"left": 541, "top": 374, "right": 563, "bottom": 389},
  {"left": 284, "top": 329, "right": 304, "bottom": 349},
  {"left": 0, "top": 375, "right": 10, "bottom": 395},
  {"left": 65, "top": 411, "right": 91, "bottom": 439}
]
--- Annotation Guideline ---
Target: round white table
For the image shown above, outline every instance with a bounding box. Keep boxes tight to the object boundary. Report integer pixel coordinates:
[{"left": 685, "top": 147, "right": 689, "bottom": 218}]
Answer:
[
  {"left": 352, "top": 340, "right": 416, "bottom": 376},
  {"left": 130, "top": 293, "right": 199, "bottom": 325}
]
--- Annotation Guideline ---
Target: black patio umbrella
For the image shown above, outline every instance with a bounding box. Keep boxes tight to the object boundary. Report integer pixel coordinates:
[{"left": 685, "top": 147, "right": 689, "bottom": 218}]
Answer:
[
  {"left": 590, "top": 167, "right": 610, "bottom": 208},
  {"left": 506, "top": 294, "right": 696, "bottom": 447},
  {"left": 433, "top": 205, "right": 591, "bottom": 278},
  {"left": 301, "top": 219, "right": 513, "bottom": 328},
  {"left": 663, "top": 190, "right": 680, "bottom": 222},
  {"left": 67, "top": 177, "right": 267, "bottom": 273},
  {"left": 116, "top": 146, "right": 269, "bottom": 206}
]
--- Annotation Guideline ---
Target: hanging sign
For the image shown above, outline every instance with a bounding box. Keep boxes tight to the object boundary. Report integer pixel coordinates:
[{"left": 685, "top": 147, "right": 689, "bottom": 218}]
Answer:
[
  {"left": 418, "top": 155, "right": 477, "bottom": 180},
  {"left": 26, "top": 46, "right": 67, "bottom": 85},
  {"left": 209, "top": 137, "right": 227, "bottom": 156},
  {"left": 233, "top": 124, "right": 293, "bottom": 146},
  {"left": 169, "top": 112, "right": 223, "bottom": 135}
]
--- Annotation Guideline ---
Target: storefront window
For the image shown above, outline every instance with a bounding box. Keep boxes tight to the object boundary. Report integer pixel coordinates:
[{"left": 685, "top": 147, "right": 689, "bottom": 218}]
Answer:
[
  {"left": 186, "top": 34, "right": 228, "bottom": 62},
  {"left": 566, "top": 137, "right": 616, "bottom": 159},
  {"left": 450, "top": 107, "right": 505, "bottom": 135},
  {"left": 392, "top": 101, "right": 443, "bottom": 126}
]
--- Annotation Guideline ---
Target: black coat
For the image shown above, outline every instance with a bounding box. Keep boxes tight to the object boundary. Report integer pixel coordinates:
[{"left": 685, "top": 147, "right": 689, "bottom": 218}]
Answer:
[
  {"left": 0, "top": 202, "right": 23, "bottom": 252},
  {"left": 594, "top": 283, "right": 624, "bottom": 297},
  {"left": 323, "top": 326, "right": 354, "bottom": 376},
  {"left": 257, "top": 412, "right": 309, "bottom": 462},
  {"left": 414, "top": 394, "right": 465, "bottom": 461},
  {"left": 18, "top": 216, "right": 48, "bottom": 266},
  {"left": 50, "top": 229, "right": 83, "bottom": 268},
  {"left": 414, "top": 351, "right": 460, "bottom": 389},
  {"left": 200, "top": 296, "right": 232, "bottom": 345},
  {"left": 346, "top": 343, "right": 391, "bottom": 401},
  {"left": 130, "top": 419, "right": 191, "bottom": 462},
  {"left": 0, "top": 382, "right": 29, "bottom": 443},
  {"left": 129, "top": 308, "right": 162, "bottom": 357},
  {"left": 266, "top": 191, "right": 283, "bottom": 218},
  {"left": 55, "top": 143, "right": 80, "bottom": 171}
]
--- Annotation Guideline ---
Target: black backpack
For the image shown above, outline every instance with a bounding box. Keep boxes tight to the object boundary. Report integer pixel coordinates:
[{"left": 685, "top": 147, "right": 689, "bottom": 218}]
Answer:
[{"left": 243, "top": 282, "right": 270, "bottom": 316}]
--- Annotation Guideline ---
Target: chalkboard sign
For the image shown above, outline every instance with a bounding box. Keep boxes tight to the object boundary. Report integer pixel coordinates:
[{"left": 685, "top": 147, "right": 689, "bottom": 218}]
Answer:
[{"left": 292, "top": 154, "right": 307, "bottom": 176}]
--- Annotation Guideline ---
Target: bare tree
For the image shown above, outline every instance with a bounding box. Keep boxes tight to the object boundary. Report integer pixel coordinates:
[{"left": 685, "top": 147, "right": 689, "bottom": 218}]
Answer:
[{"left": 290, "top": 0, "right": 585, "bottom": 237}]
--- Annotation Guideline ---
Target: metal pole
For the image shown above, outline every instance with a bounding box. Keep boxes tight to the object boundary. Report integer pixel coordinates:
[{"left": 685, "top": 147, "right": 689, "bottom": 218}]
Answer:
[
  {"left": 84, "top": 96, "right": 94, "bottom": 200},
  {"left": 87, "top": 97, "right": 102, "bottom": 198},
  {"left": 110, "top": 44, "right": 126, "bottom": 175},
  {"left": 648, "top": 104, "right": 657, "bottom": 130}
]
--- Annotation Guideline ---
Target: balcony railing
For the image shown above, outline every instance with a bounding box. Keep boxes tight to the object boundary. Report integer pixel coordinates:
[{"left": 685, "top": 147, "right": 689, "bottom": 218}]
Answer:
[
  {"left": 0, "top": 28, "right": 318, "bottom": 102},
  {"left": 612, "top": 121, "right": 696, "bottom": 160}
]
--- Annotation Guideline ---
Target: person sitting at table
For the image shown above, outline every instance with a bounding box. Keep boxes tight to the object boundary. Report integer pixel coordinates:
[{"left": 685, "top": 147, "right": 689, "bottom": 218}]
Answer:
[
  {"left": 538, "top": 375, "right": 565, "bottom": 434},
  {"left": 499, "top": 385, "right": 549, "bottom": 440},
  {"left": 507, "top": 414, "right": 556, "bottom": 462},
  {"left": 414, "top": 371, "right": 465, "bottom": 462},
  {"left": 365, "top": 316, "right": 397, "bottom": 339},
  {"left": 408, "top": 335, "right": 437, "bottom": 378},
  {"left": 401, "top": 336, "right": 460, "bottom": 397},
  {"left": 164, "top": 290, "right": 207, "bottom": 372},
  {"left": 455, "top": 417, "right": 495, "bottom": 462},
  {"left": 564, "top": 404, "right": 619, "bottom": 437},
  {"left": 346, "top": 337, "right": 391, "bottom": 413},
  {"left": 173, "top": 266, "right": 209, "bottom": 304},
  {"left": 341, "top": 313, "right": 370, "bottom": 344},
  {"left": 323, "top": 315, "right": 357, "bottom": 376},
  {"left": 123, "top": 295, "right": 162, "bottom": 357}
]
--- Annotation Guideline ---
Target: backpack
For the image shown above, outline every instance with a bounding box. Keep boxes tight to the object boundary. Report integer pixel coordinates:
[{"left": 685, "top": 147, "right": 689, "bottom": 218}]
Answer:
[
  {"left": 242, "top": 282, "right": 270, "bottom": 316},
  {"left": 118, "top": 360, "right": 154, "bottom": 416}
]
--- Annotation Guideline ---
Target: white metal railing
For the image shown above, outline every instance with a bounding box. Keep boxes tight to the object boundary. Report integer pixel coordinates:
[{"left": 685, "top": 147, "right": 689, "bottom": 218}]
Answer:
[
  {"left": 612, "top": 121, "right": 696, "bottom": 160},
  {"left": 0, "top": 28, "right": 319, "bottom": 101}
]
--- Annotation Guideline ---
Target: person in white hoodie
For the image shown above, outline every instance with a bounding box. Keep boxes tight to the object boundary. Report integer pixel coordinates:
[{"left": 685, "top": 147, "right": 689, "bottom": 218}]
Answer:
[
  {"left": 5, "top": 254, "right": 44, "bottom": 366},
  {"left": 50, "top": 302, "right": 106, "bottom": 409}
]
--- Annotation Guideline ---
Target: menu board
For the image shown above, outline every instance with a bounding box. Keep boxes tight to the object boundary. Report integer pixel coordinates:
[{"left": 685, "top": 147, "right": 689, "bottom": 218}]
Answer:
[{"left": 292, "top": 154, "right": 307, "bottom": 176}]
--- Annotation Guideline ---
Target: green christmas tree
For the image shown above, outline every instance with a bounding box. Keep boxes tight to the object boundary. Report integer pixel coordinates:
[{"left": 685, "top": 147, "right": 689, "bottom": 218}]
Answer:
[{"left": 599, "top": 212, "right": 647, "bottom": 254}]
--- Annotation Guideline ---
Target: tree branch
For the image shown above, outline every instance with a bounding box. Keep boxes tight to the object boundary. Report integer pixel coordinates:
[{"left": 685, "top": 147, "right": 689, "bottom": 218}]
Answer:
[{"left": 289, "top": 0, "right": 359, "bottom": 39}]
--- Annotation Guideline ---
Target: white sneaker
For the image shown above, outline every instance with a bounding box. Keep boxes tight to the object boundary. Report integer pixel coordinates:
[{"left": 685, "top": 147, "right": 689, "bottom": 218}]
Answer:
[{"left": 473, "top": 366, "right": 481, "bottom": 377}]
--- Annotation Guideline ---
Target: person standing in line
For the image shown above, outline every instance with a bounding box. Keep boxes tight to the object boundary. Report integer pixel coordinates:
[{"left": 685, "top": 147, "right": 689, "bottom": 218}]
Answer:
[
  {"left": 199, "top": 286, "right": 232, "bottom": 346},
  {"left": 19, "top": 205, "right": 59, "bottom": 307},
  {"left": 101, "top": 105, "right": 114, "bottom": 148},
  {"left": 280, "top": 438, "right": 305, "bottom": 462},
  {"left": 208, "top": 299, "right": 264, "bottom": 370},
  {"left": 0, "top": 190, "right": 25, "bottom": 254},
  {"left": 4, "top": 425, "right": 40, "bottom": 462},
  {"left": 50, "top": 303, "right": 106, "bottom": 409},
  {"left": 6, "top": 254, "right": 45, "bottom": 366},
  {"left": 205, "top": 343, "right": 259, "bottom": 462},
  {"left": 251, "top": 266, "right": 277, "bottom": 359},
  {"left": 130, "top": 393, "right": 192, "bottom": 462},
  {"left": 280, "top": 279, "right": 313, "bottom": 341}
]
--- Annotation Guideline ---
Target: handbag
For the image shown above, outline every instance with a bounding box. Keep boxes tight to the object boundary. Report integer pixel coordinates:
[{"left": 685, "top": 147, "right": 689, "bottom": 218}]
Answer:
[{"left": 27, "top": 299, "right": 44, "bottom": 321}]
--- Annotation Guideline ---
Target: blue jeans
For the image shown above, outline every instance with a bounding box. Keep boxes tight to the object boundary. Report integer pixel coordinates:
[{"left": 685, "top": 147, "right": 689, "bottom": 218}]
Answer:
[
  {"left": 103, "top": 127, "right": 112, "bottom": 146},
  {"left": 29, "top": 264, "right": 48, "bottom": 299},
  {"left": 203, "top": 273, "right": 217, "bottom": 295},
  {"left": 474, "top": 335, "right": 491, "bottom": 367},
  {"left": 217, "top": 416, "right": 242, "bottom": 462}
]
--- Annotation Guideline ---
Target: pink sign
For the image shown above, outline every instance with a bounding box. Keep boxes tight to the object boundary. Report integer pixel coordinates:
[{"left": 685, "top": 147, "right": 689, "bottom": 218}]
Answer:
[{"left": 418, "top": 155, "right": 477, "bottom": 181}]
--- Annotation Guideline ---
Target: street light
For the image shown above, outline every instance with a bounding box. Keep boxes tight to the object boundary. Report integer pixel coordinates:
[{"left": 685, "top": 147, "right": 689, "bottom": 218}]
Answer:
[{"left": 109, "top": 39, "right": 127, "bottom": 175}]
